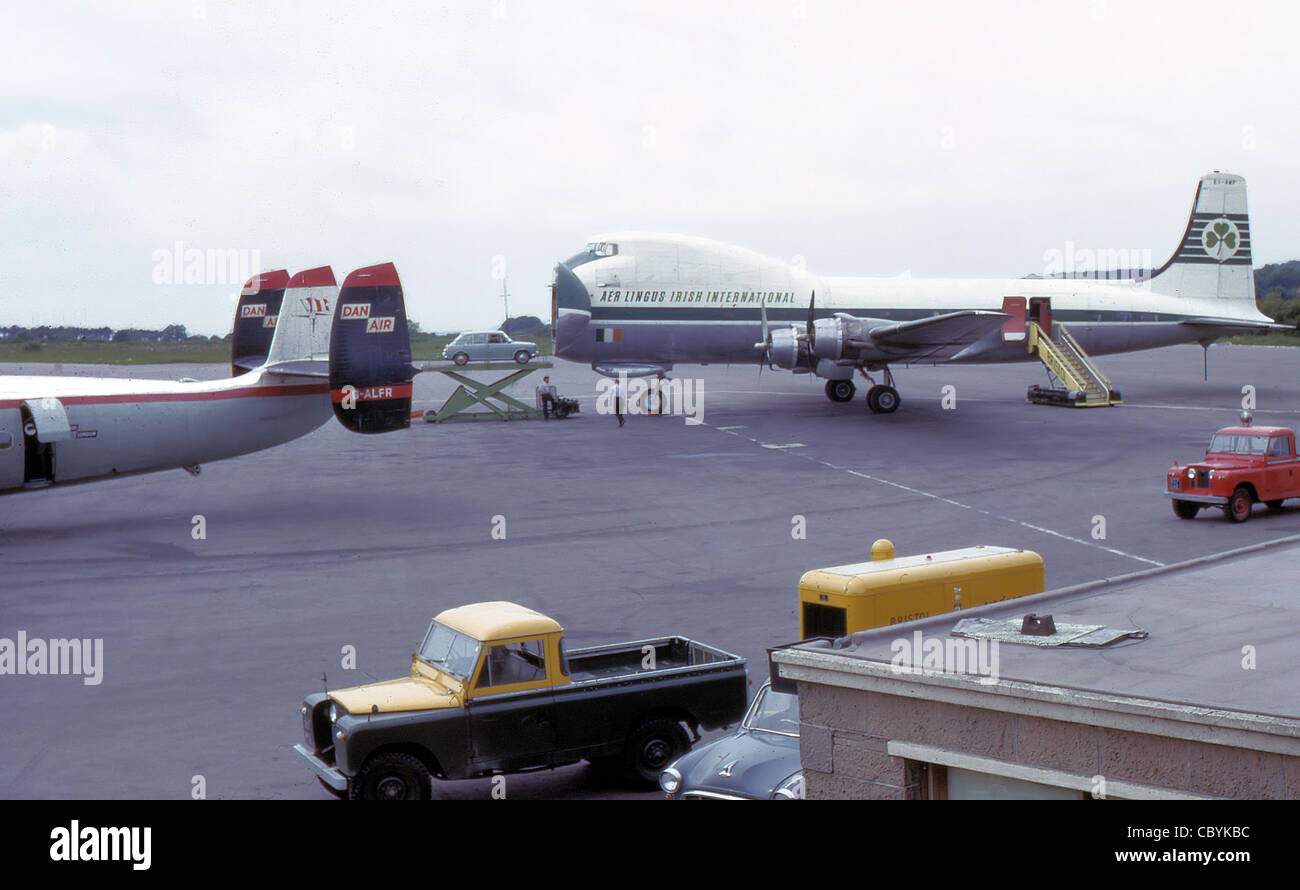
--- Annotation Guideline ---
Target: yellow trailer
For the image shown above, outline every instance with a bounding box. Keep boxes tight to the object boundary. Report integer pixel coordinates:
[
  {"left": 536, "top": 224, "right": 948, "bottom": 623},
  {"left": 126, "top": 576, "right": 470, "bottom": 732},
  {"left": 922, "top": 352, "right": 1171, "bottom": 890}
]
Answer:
[{"left": 798, "top": 539, "right": 1043, "bottom": 638}]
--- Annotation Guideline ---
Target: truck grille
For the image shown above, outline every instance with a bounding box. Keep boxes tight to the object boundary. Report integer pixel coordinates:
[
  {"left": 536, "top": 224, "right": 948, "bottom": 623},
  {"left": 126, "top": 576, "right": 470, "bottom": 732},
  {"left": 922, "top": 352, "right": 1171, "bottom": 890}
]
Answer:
[{"left": 1195, "top": 469, "right": 1209, "bottom": 488}]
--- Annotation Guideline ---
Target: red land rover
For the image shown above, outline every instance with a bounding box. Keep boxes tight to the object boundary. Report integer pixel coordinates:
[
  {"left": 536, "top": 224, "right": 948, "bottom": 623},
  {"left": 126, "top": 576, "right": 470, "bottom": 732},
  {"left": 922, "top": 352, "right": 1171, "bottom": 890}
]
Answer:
[{"left": 1166, "top": 415, "right": 1300, "bottom": 522}]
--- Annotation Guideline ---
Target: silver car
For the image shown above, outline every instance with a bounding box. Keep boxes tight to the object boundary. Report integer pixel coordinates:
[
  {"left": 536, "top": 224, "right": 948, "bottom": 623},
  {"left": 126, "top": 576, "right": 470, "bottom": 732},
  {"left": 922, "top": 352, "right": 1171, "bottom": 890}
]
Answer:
[{"left": 443, "top": 331, "right": 540, "bottom": 365}]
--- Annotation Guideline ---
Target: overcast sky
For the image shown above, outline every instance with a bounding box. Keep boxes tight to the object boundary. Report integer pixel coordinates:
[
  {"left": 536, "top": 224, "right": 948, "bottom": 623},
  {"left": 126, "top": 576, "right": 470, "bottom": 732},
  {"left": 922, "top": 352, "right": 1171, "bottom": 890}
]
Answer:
[{"left": 3, "top": 0, "right": 1298, "bottom": 335}]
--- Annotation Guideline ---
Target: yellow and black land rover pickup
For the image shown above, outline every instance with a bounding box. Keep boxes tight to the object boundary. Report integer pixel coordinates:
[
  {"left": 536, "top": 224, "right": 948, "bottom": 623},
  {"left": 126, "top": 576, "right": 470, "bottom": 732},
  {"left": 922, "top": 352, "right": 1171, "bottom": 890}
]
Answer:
[{"left": 294, "top": 601, "right": 748, "bottom": 799}]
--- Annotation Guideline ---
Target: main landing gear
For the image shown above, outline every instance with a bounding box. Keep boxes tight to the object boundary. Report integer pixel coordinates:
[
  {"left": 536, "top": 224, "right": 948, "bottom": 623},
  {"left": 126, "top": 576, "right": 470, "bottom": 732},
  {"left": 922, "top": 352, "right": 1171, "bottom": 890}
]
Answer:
[
  {"left": 822, "top": 367, "right": 900, "bottom": 413},
  {"left": 862, "top": 366, "right": 900, "bottom": 414}
]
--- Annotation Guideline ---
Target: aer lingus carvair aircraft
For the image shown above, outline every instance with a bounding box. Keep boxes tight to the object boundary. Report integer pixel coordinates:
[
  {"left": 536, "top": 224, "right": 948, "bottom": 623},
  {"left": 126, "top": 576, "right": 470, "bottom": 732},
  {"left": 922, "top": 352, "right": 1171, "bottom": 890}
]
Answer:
[
  {"left": 0, "top": 262, "right": 416, "bottom": 495},
  {"left": 552, "top": 172, "right": 1282, "bottom": 412}
]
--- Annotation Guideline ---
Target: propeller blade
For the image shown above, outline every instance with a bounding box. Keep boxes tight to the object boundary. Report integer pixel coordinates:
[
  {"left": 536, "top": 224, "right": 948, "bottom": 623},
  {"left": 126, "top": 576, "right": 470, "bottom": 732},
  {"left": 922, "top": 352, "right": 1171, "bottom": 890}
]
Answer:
[
  {"left": 807, "top": 290, "right": 816, "bottom": 349},
  {"left": 755, "top": 297, "right": 772, "bottom": 373}
]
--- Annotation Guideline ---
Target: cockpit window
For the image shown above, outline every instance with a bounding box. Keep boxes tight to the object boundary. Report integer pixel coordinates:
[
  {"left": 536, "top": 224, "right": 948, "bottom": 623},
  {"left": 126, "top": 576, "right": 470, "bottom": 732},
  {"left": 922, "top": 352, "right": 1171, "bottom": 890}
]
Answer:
[{"left": 562, "top": 242, "right": 618, "bottom": 271}]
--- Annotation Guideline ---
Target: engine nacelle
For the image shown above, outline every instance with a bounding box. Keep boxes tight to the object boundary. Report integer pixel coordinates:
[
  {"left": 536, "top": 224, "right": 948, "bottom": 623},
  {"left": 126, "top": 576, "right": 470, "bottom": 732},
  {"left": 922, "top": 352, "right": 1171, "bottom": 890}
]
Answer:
[
  {"left": 768, "top": 327, "right": 811, "bottom": 370},
  {"left": 811, "top": 315, "right": 870, "bottom": 361}
]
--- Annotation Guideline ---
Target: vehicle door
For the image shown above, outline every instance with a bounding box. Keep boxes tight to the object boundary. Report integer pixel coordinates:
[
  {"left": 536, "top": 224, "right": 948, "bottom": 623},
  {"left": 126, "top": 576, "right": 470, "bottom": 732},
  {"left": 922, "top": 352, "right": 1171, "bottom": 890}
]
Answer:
[
  {"left": 468, "top": 332, "right": 488, "bottom": 360},
  {"left": 1264, "top": 435, "right": 1298, "bottom": 500},
  {"left": 486, "top": 332, "right": 508, "bottom": 360},
  {"left": 465, "top": 637, "right": 558, "bottom": 771}
]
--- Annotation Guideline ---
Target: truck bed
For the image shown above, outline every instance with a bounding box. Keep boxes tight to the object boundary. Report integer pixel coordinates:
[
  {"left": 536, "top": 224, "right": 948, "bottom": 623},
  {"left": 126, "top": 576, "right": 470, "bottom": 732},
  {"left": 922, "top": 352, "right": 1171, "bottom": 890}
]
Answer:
[{"left": 567, "top": 636, "right": 739, "bottom": 683}]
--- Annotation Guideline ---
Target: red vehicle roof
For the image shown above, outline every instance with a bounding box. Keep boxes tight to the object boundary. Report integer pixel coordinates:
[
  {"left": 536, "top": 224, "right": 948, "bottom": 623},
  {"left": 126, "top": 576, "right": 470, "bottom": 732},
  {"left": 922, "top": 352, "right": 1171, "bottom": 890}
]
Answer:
[{"left": 1213, "top": 426, "right": 1293, "bottom": 437}]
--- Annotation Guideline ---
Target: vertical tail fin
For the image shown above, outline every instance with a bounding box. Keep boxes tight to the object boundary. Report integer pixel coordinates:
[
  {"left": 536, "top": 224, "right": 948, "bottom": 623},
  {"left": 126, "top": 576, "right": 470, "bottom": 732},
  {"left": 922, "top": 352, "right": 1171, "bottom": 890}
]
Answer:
[
  {"left": 231, "top": 270, "right": 289, "bottom": 375},
  {"left": 263, "top": 266, "right": 337, "bottom": 372},
  {"left": 329, "top": 263, "right": 416, "bottom": 434},
  {"left": 1148, "top": 172, "right": 1255, "bottom": 310}
]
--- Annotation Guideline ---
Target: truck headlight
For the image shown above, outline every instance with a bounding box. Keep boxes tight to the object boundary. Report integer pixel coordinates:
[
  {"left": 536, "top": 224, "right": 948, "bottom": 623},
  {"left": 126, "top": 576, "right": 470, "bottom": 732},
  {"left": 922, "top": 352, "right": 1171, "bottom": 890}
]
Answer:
[
  {"left": 771, "top": 771, "right": 805, "bottom": 800},
  {"left": 659, "top": 766, "right": 682, "bottom": 795},
  {"left": 329, "top": 704, "right": 338, "bottom": 723},
  {"left": 1187, "top": 467, "right": 1196, "bottom": 479}
]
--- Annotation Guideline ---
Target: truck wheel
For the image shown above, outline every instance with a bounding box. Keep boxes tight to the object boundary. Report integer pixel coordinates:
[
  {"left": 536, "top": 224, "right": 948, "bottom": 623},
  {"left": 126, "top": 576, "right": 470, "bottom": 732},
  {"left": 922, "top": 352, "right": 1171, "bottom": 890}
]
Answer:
[
  {"left": 452, "top": 352, "right": 469, "bottom": 366},
  {"left": 1225, "top": 487, "right": 1253, "bottom": 523},
  {"left": 1171, "top": 500, "right": 1200, "bottom": 520},
  {"left": 317, "top": 776, "right": 347, "bottom": 800},
  {"left": 349, "top": 752, "right": 432, "bottom": 800},
  {"left": 624, "top": 719, "right": 689, "bottom": 787},
  {"left": 514, "top": 350, "right": 531, "bottom": 364}
]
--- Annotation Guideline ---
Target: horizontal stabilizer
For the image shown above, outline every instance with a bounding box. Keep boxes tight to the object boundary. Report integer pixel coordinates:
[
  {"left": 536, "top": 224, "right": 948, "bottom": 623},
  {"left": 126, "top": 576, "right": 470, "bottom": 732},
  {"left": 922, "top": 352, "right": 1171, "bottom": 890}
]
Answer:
[
  {"left": 1178, "top": 317, "right": 1294, "bottom": 331},
  {"left": 329, "top": 263, "right": 416, "bottom": 434},
  {"left": 856, "top": 310, "right": 1006, "bottom": 362}
]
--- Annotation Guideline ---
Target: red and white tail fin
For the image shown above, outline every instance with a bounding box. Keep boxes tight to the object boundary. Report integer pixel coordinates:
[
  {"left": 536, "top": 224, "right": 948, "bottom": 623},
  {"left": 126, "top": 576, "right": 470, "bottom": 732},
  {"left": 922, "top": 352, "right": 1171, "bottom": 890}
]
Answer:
[
  {"left": 263, "top": 266, "right": 337, "bottom": 376},
  {"left": 231, "top": 270, "right": 289, "bottom": 375}
]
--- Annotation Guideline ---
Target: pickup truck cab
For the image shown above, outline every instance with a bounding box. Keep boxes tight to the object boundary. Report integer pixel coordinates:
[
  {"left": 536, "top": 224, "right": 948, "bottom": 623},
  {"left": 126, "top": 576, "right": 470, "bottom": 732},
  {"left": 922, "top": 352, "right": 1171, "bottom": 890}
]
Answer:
[
  {"left": 1166, "top": 416, "right": 1300, "bottom": 522},
  {"left": 295, "top": 601, "right": 748, "bottom": 799}
]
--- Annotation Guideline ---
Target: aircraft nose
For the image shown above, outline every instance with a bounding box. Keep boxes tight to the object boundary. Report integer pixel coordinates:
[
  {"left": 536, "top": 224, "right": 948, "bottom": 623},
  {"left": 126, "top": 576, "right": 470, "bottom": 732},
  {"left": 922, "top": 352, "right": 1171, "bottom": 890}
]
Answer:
[
  {"left": 553, "top": 262, "right": 592, "bottom": 313},
  {"left": 552, "top": 263, "right": 592, "bottom": 359}
]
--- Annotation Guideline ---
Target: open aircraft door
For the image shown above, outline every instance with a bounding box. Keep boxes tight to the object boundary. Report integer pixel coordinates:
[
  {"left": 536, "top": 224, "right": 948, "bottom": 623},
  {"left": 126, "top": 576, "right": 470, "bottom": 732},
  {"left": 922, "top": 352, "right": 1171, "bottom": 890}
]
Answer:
[
  {"left": 21, "top": 397, "right": 72, "bottom": 485},
  {"left": 1000, "top": 297, "right": 1026, "bottom": 342},
  {"left": 0, "top": 407, "right": 22, "bottom": 490}
]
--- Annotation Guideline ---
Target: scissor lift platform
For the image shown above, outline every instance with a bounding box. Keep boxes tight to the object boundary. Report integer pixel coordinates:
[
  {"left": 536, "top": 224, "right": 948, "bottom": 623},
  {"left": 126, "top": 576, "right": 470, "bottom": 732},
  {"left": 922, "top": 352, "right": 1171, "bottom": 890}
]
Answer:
[{"left": 420, "top": 360, "right": 555, "bottom": 423}]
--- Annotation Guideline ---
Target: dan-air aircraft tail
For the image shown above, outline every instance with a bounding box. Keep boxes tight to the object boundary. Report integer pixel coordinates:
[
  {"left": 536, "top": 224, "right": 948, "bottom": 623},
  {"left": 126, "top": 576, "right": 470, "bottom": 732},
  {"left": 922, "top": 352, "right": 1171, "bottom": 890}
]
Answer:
[
  {"left": 552, "top": 171, "right": 1284, "bottom": 413},
  {"left": 0, "top": 262, "right": 416, "bottom": 495}
]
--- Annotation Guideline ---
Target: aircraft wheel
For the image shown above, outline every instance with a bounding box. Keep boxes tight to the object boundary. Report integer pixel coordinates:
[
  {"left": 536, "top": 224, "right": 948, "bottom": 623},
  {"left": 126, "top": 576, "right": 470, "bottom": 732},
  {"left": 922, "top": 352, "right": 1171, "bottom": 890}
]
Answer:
[
  {"left": 868, "top": 385, "right": 900, "bottom": 414},
  {"left": 1225, "top": 487, "right": 1253, "bottom": 523},
  {"left": 1171, "top": 500, "right": 1200, "bottom": 520},
  {"left": 825, "top": 379, "right": 856, "bottom": 402}
]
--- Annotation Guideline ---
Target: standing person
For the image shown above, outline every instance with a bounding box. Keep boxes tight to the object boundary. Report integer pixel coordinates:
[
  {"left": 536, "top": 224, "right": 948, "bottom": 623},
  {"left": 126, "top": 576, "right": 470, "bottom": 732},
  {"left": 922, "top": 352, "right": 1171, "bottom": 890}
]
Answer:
[
  {"left": 614, "top": 376, "right": 625, "bottom": 427},
  {"left": 536, "top": 375, "right": 556, "bottom": 419}
]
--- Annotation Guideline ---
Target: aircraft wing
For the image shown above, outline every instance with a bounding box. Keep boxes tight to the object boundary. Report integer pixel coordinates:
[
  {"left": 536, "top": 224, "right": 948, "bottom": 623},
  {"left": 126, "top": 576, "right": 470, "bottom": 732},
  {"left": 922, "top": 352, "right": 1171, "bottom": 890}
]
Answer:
[{"left": 848, "top": 310, "right": 1006, "bottom": 362}]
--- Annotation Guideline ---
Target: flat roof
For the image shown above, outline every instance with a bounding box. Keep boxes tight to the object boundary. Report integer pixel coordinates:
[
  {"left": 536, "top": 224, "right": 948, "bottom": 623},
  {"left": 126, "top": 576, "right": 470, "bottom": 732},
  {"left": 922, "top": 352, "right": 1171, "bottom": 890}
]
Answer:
[{"left": 775, "top": 540, "right": 1300, "bottom": 737}]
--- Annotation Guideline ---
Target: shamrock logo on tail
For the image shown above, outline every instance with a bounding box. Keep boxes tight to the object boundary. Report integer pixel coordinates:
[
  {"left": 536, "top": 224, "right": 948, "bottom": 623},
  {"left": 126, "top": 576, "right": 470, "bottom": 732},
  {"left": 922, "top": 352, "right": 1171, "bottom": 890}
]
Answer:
[{"left": 1201, "top": 218, "right": 1240, "bottom": 262}]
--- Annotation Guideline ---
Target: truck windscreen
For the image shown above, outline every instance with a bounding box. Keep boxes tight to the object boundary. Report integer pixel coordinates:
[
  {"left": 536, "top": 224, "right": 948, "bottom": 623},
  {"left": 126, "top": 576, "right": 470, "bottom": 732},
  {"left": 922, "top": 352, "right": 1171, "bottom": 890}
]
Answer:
[{"left": 417, "top": 622, "right": 483, "bottom": 682}]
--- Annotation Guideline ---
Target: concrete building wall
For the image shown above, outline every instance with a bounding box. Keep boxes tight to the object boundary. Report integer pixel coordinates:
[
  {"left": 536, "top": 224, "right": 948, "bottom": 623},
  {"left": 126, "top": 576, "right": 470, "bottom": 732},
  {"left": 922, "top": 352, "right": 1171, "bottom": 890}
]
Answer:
[{"left": 797, "top": 680, "right": 1300, "bottom": 800}]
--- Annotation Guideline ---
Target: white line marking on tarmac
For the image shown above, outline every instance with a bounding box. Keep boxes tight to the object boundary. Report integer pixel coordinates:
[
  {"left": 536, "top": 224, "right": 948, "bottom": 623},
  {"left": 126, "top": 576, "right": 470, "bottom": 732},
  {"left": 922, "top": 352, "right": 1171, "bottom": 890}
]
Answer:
[
  {"left": 716, "top": 425, "right": 747, "bottom": 430},
  {"left": 761, "top": 443, "right": 805, "bottom": 449},
  {"left": 708, "top": 423, "right": 1165, "bottom": 567}
]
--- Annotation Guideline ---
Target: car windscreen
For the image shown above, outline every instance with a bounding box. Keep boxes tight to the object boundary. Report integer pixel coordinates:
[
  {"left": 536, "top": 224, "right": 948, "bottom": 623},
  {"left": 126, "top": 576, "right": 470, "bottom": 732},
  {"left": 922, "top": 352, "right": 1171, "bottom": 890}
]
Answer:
[
  {"left": 744, "top": 684, "right": 800, "bottom": 736},
  {"left": 416, "top": 622, "right": 482, "bottom": 682},
  {"left": 1208, "top": 434, "right": 1269, "bottom": 455}
]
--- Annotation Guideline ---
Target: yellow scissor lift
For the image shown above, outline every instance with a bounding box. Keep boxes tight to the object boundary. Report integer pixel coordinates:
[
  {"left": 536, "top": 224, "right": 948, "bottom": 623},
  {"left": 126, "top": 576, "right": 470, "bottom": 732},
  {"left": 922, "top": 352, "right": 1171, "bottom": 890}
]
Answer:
[{"left": 1026, "top": 323, "right": 1122, "bottom": 408}]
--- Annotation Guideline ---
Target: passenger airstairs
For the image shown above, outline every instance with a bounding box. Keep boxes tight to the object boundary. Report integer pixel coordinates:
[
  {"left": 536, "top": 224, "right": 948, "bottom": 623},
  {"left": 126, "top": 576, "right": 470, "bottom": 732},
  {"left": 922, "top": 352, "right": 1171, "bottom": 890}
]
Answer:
[{"left": 1026, "top": 323, "right": 1122, "bottom": 408}]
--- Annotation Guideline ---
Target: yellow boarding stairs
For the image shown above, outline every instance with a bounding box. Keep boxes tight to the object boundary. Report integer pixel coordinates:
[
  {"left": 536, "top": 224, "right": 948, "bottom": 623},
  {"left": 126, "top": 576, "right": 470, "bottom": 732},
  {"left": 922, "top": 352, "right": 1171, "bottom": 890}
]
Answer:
[{"left": 1026, "top": 323, "right": 1122, "bottom": 408}]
